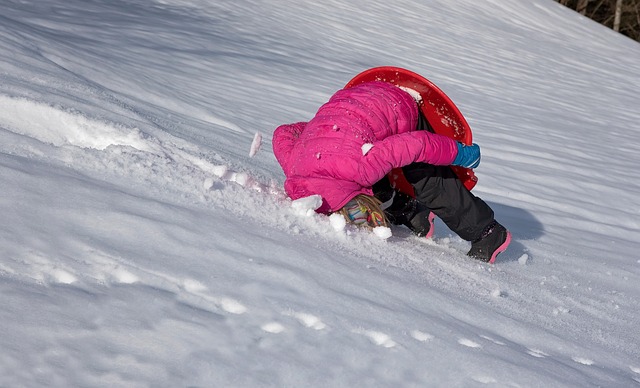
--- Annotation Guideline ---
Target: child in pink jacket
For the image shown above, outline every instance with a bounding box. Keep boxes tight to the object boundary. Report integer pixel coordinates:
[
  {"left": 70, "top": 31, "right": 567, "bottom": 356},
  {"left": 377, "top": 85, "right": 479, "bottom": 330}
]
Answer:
[{"left": 273, "top": 81, "right": 511, "bottom": 263}]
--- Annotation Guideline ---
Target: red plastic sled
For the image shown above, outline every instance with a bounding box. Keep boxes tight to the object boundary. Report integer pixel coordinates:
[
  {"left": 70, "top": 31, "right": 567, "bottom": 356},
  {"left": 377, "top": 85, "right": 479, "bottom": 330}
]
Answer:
[{"left": 345, "top": 66, "right": 478, "bottom": 194}]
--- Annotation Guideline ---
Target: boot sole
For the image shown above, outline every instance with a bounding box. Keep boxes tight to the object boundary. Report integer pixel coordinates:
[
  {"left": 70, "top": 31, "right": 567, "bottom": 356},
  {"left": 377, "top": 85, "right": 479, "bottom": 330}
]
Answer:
[
  {"left": 489, "top": 231, "right": 512, "bottom": 264},
  {"left": 424, "top": 212, "right": 436, "bottom": 239}
]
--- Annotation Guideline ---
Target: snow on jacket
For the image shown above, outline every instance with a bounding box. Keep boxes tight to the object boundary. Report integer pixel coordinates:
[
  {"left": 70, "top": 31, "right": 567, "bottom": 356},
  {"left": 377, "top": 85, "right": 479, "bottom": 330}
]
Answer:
[{"left": 272, "top": 81, "right": 459, "bottom": 213}]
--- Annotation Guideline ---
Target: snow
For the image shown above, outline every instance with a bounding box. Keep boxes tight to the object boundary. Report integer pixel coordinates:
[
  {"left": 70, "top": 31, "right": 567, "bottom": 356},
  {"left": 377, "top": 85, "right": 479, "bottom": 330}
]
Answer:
[
  {"left": 249, "top": 132, "right": 262, "bottom": 158},
  {"left": 361, "top": 143, "right": 374, "bottom": 155},
  {"left": 1, "top": 0, "right": 639, "bottom": 386},
  {"left": 398, "top": 86, "right": 423, "bottom": 104},
  {"left": 291, "top": 195, "right": 323, "bottom": 216},
  {"left": 372, "top": 226, "right": 393, "bottom": 240}
]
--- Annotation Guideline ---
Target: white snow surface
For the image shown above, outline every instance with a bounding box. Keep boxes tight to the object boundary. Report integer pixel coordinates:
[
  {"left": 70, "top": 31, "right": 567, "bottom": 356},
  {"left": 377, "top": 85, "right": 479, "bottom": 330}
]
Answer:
[{"left": 1, "top": 0, "right": 639, "bottom": 386}]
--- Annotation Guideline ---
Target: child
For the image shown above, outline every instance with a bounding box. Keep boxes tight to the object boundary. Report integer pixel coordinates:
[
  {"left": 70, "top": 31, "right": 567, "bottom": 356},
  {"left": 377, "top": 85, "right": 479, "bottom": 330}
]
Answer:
[{"left": 272, "top": 81, "right": 511, "bottom": 263}]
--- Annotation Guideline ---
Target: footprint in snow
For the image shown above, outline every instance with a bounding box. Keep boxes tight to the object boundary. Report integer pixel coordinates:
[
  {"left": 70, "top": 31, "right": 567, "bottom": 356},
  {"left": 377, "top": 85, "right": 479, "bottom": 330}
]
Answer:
[
  {"left": 410, "top": 330, "right": 434, "bottom": 342},
  {"left": 458, "top": 338, "right": 482, "bottom": 348},
  {"left": 472, "top": 375, "right": 497, "bottom": 384},
  {"left": 354, "top": 328, "right": 397, "bottom": 348},
  {"left": 261, "top": 311, "right": 328, "bottom": 335},
  {"left": 106, "top": 266, "right": 139, "bottom": 284},
  {"left": 631, "top": 366, "right": 640, "bottom": 383},
  {"left": 283, "top": 311, "right": 327, "bottom": 330},
  {"left": 261, "top": 322, "right": 285, "bottom": 334},
  {"left": 51, "top": 268, "right": 78, "bottom": 285},
  {"left": 180, "top": 278, "right": 247, "bottom": 314},
  {"left": 526, "top": 348, "right": 548, "bottom": 358},
  {"left": 572, "top": 356, "right": 594, "bottom": 366},
  {"left": 480, "top": 335, "right": 505, "bottom": 345}
]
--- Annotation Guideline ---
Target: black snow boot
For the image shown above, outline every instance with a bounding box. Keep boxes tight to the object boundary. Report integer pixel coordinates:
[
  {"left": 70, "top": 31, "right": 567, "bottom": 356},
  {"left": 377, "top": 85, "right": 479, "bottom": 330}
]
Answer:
[
  {"left": 405, "top": 206, "right": 435, "bottom": 238},
  {"left": 467, "top": 221, "right": 512, "bottom": 263},
  {"left": 379, "top": 190, "right": 434, "bottom": 238}
]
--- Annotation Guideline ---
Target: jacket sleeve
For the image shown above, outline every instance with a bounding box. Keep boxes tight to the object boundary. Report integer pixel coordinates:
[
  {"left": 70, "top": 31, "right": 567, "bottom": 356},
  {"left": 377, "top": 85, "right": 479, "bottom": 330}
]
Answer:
[
  {"left": 355, "top": 130, "right": 459, "bottom": 187},
  {"left": 272, "top": 122, "right": 306, "bottom": 175}
]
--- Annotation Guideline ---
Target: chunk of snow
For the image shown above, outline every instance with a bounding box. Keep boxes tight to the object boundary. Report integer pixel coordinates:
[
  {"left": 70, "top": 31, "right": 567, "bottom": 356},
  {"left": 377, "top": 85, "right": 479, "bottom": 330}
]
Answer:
[
  {"left": 249, "top": 132, "right": 262, "bottom": 157},
  {"left": 230, "top": 172, "right": 250, "bottom": 186},
  {"left": 361, "top": 143, "right": 374, "bottom": 155},
  {"left": 518, "top": 253, "right": 529, "bottom": 265},
  {"left": 212, "top": 165, "right": 228, "bottom": 178},
  {"left": 398, "top": 86, "right": 423, "bottom": 103},
  {"left": 329, "top": 213, "right": 347, "bottom": 231},
  {"left": 373, "top": 226, "right": 392, "bottom": 239},
  {"left": 491, "top": 289, "right": 507, "bottom": 298},
  {"left": 291, "top": 195, "right": 323, "bottom": 216}
]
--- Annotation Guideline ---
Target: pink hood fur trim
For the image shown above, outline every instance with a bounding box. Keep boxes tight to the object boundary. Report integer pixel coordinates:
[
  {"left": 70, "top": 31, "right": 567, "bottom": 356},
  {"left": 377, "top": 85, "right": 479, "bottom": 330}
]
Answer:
[{"left": 273, "top": 81, "right": 458, "bottom": 213}]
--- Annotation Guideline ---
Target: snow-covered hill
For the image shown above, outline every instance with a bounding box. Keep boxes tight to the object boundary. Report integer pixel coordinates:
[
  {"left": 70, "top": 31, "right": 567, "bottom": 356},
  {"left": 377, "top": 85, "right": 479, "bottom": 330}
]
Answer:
[{"left": 1, "top": 0, "right": 639, "bottom": 386}]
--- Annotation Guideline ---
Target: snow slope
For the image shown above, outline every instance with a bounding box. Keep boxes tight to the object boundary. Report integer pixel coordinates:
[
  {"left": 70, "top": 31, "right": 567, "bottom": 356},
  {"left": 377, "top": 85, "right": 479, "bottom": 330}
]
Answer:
[{"left": 1, "top": 0, "right": 639, "bottom": 386}]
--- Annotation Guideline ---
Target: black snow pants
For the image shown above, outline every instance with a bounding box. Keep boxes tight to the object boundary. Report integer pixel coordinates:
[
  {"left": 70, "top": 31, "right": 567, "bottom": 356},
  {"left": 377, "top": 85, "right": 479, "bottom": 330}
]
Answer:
[
  {"left": 401, "top": 163, "right": 494, "bottom": 241},
  {"left": 389, "top": 110, "right": 494, "bottom": 241}
]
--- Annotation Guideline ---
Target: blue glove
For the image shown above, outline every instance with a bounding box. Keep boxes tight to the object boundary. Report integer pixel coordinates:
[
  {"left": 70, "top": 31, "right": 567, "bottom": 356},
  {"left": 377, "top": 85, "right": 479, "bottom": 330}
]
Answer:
[{"left": 452, "top": 142, "right": 480, "bottom": 169}]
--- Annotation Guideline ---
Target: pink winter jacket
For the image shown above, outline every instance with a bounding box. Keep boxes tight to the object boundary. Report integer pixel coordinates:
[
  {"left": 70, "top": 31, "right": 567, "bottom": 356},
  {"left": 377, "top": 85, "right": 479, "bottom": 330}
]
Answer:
[{"left": 272, "top": 81, "right": 459, "bottom": 213}]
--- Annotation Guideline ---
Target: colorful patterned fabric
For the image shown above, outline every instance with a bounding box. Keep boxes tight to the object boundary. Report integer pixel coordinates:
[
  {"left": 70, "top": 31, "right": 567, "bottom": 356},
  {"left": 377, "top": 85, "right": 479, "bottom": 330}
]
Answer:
[{"left": 343, "top": 198, "right": 386, "bottom": 228}]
